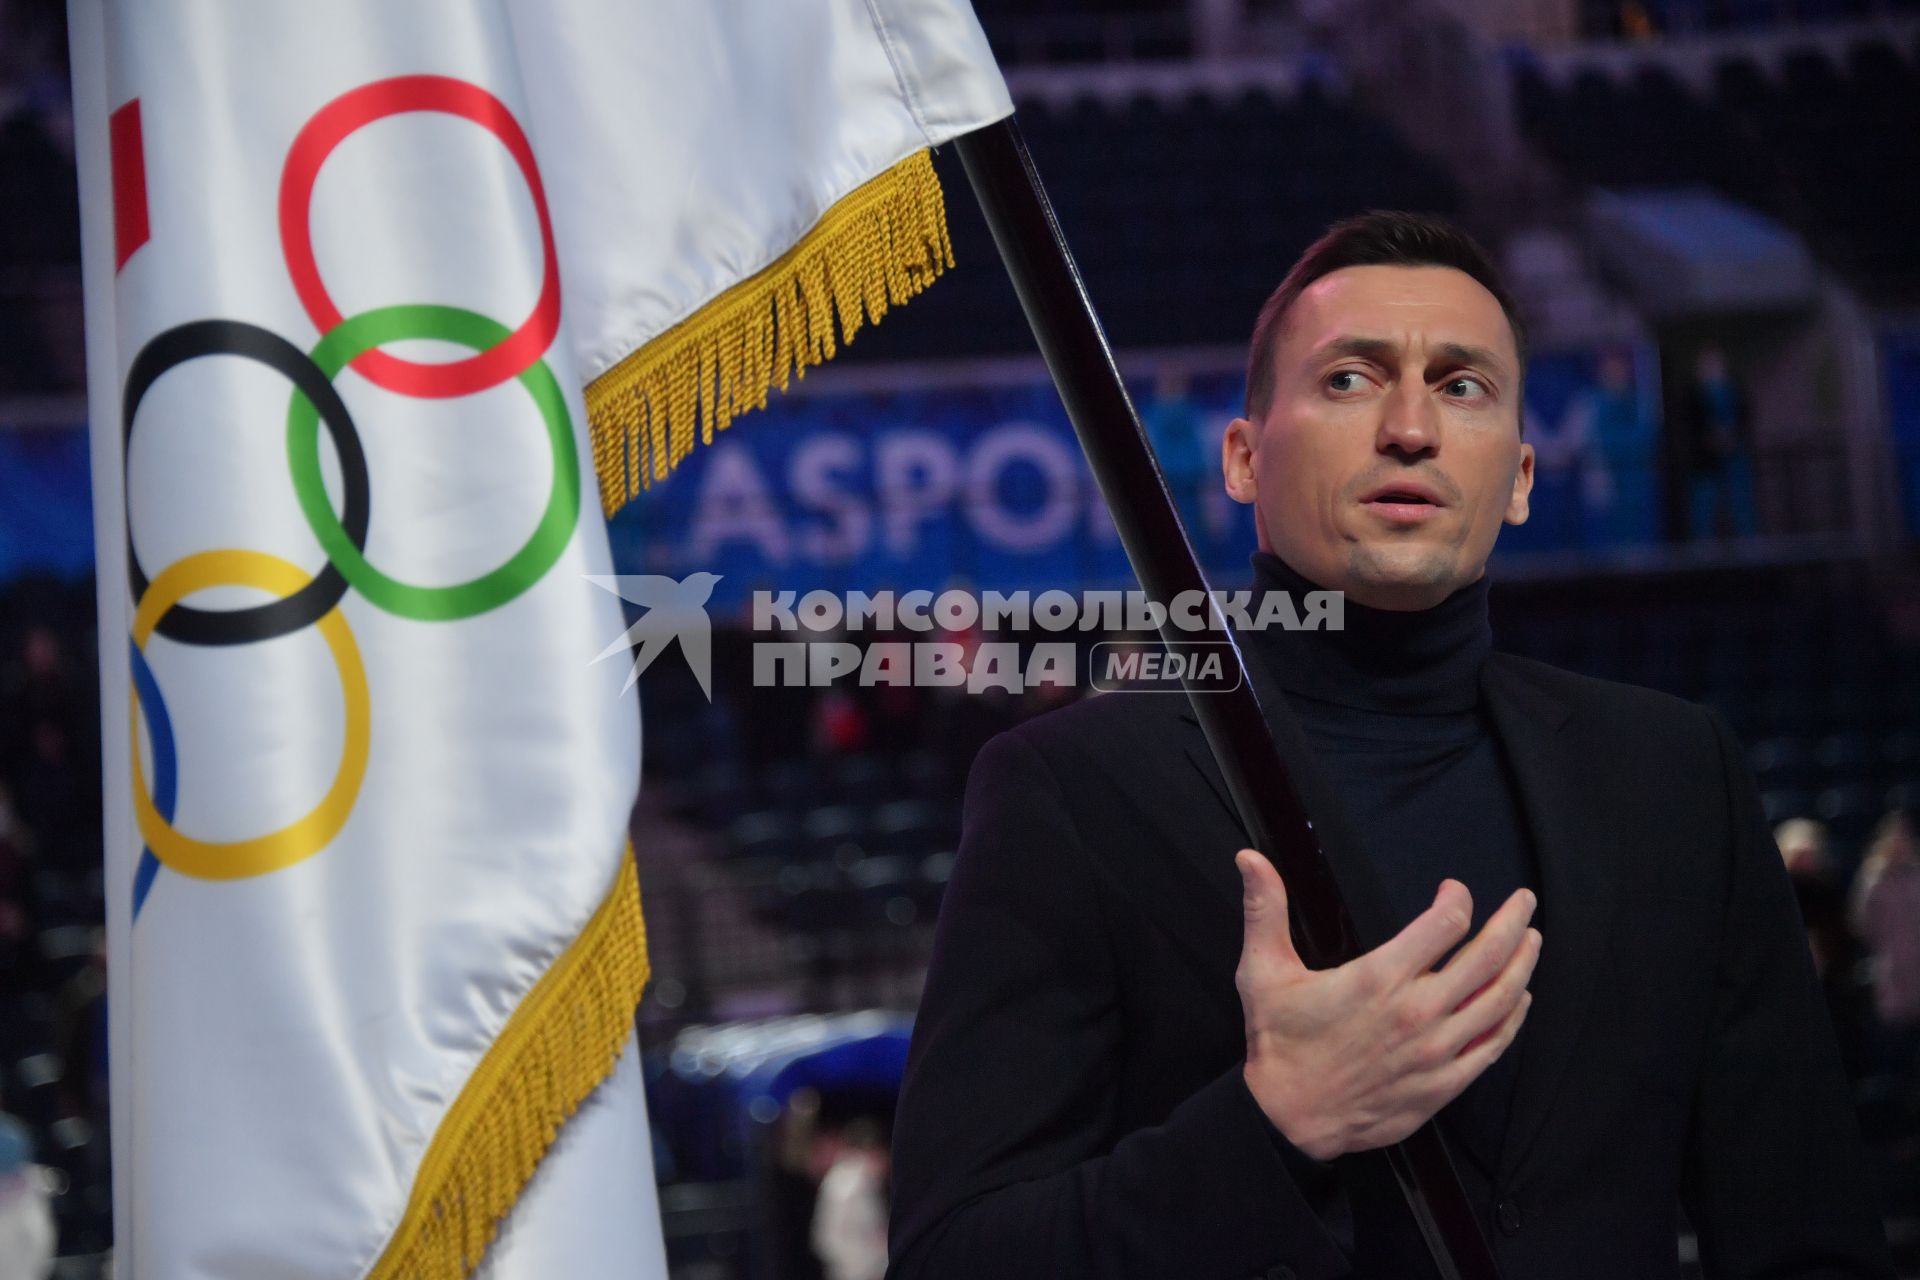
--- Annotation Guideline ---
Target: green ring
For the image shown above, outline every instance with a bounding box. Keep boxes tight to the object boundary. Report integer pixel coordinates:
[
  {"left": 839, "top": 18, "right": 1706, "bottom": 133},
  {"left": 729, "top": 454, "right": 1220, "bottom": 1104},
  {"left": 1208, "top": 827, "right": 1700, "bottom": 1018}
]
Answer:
[{"left": 287, "top": 303, "right": 580, "bottom": 621}]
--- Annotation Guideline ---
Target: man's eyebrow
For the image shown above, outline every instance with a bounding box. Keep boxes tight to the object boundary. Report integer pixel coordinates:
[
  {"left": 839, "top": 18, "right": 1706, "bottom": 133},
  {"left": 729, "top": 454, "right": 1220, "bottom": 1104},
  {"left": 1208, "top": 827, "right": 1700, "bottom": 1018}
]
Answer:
[
  {"left": 1312, "top": 335, "right": 1398, "bottom": 365},
  {"left": 1430, "top": 341, "right": 1512, "bottom": 382},
  {"left": 1311, "top": 335, "right": 1512, "bottom": 383}
]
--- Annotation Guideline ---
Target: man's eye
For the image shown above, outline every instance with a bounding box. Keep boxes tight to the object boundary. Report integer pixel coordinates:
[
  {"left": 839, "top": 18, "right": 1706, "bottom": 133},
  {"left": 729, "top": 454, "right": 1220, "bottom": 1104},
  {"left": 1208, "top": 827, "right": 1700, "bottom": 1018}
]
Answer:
[
  {"left": 1444, "top": 376, "right": 1488, "bottom": 398},
  {"left": 1328, "top": 371, "right": 1366, "bottom": 393}
]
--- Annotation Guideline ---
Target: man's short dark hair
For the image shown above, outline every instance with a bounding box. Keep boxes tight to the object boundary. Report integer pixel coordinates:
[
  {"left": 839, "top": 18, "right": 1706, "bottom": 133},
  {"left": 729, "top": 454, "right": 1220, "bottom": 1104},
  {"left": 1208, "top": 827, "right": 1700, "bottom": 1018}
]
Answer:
[{"left": 1243, "top": 210, "right": 1528, "bottom": 422}]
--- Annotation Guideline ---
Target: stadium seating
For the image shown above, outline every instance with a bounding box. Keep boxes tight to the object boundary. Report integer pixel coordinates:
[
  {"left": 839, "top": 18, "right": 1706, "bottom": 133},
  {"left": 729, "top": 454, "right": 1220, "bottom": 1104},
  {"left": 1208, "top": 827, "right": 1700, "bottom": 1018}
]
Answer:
[
  {"left": 1513, "top": 37, "right": 1920, "bottom": 299},
  {"left": 842, "top": 81, "right": 1463, "bottom": 360}
]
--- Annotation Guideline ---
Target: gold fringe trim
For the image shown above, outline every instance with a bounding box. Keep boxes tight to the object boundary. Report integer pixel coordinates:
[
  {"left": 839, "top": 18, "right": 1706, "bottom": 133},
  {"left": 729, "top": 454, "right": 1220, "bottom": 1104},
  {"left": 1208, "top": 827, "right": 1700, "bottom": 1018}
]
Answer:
[
  {"left": 584, "top": 147, "right": 954, "bottom": 513},
  {"left": 367, "top": 848, "right": 650, "bottom": 1280}
]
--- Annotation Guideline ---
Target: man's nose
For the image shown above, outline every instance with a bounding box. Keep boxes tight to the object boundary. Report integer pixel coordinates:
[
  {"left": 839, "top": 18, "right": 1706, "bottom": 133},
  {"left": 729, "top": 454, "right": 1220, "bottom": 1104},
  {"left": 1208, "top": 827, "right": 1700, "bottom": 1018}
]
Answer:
[{"left": 1376, "top": 379, "right": 1439, "bottom": 457}]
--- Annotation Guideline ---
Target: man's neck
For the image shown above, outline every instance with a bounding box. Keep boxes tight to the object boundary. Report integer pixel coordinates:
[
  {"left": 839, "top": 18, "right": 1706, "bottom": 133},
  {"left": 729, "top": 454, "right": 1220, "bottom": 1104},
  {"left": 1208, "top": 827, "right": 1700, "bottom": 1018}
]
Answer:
[{"left": 1244, "top": 550, "right": 1493, "bottom": 714}]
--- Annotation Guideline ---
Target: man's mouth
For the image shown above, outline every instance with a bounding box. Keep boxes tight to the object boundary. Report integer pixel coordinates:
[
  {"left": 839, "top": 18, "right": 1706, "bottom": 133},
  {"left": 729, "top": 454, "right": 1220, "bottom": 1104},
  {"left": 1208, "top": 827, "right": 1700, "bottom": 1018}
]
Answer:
[{"left": 1358, "top": 482, "right": 1447, "bottom": 523}]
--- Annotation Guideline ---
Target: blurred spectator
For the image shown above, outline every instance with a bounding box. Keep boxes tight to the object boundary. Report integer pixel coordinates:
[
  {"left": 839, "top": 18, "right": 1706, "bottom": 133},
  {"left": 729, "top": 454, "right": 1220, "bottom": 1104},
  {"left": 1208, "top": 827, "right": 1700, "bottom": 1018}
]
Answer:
[
  {"left": 1614, "top": 0, "right": 1656, "bottom": 38},
  {"left": 1777, "top": 817, "right": 1870, "bottom": 1078},
  {"left": 810, "top": 1117, "right": 889, "bottom": 1280},
  {"left": 1544, "top": 348, "right": 1657, "bottom": 550},
  {"left": 0, "top": 1114, "right": 53, "bottom": 1280},
  {"left": 1852, "top": 809, "right": 1920, "bottom": 1041},
  {"left": 1776, "top": 816, "right": 1832, "bottom": 879},
  {"left": 1678, "top": 346, "right": 1757, "bottom": 541},
  {"left": 767, "top": 1088, "right": 827, "bottom": 1280},
  {"left": 1583, "top": 349, "right": 1657, "bottom": 548},
  {"left": 1851, "top": 809, "right": 1920, "bottom": 1223}
]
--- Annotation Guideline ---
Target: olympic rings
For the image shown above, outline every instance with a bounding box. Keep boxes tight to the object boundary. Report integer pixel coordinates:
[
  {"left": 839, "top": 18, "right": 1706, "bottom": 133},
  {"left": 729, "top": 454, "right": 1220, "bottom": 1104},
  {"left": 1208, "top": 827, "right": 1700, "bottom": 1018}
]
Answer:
[
  {"left": 124, "top": 320, "right": 372, "bottom": 646},
  {"left": 130, "top": 549, "right": 370, "bottom": 882},
  {"left": 278, "top": 75, "right": 560, "bottom": 399},
  {"left": 287, "top": 303, "right": 580, "bottom": 621},
  {"left": 125, "top": 75, "right": 574, "bottom": 913}
]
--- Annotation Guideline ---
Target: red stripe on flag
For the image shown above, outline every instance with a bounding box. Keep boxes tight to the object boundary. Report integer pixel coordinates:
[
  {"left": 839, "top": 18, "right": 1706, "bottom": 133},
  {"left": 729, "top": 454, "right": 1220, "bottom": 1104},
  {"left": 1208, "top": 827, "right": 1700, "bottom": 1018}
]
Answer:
[{"left": 109, "top": 100, "right": 150, "bottom": 272}]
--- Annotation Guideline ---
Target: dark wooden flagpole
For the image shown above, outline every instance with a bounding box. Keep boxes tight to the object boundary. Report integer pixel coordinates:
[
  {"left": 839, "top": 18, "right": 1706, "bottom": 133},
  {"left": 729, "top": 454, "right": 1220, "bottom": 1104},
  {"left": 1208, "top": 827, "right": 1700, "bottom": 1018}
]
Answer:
[{"left": 954, "top": 117, "right": 1502, "bottom": 1280}]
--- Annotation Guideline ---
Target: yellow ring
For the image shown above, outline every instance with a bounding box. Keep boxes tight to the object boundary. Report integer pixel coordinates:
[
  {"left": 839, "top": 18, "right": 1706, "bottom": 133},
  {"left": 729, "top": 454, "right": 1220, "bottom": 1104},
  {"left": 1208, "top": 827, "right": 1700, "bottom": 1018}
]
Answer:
[{"left": 130, "top": 549, "right": 370, "bottom": 881}]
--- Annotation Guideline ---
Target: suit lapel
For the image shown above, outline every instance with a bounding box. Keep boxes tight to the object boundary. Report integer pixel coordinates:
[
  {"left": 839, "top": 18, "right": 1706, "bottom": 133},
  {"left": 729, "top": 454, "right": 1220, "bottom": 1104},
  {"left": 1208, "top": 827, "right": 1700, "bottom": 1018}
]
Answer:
[
  {"left": 1171, "top": 643, "right": 1624, "bottom": 1191},
  {"left": 1480, "top": 655, "right": 1624, "bottom": 1189},
  {"left": 1172, "top": 629, "right": 1408, "bottom": 958}
]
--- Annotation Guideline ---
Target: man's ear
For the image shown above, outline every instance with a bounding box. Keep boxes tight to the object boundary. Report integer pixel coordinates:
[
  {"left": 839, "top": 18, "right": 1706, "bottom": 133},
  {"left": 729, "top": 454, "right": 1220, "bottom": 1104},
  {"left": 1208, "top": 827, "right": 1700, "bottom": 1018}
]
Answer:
[
  {"left": 1504, "top": 441, "right": 1535, "bottom": 526},
  {"left": 1222, "top": 416, "right": 1258, "bottom": 505}
]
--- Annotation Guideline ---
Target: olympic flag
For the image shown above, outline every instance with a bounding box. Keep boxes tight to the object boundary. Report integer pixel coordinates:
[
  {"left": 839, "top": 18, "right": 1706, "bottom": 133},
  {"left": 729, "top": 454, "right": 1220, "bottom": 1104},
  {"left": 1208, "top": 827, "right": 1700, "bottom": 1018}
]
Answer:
[{"left": 68, "top": 2, "right": 1009, "bottom": 1276}]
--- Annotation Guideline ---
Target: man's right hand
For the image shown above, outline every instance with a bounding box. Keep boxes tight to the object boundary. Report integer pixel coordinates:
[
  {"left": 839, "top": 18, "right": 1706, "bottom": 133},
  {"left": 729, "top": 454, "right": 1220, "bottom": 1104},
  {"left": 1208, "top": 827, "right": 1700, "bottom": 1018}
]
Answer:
[{"left": 1234, "top": 847, "right": 1541, "bottom": 1162}]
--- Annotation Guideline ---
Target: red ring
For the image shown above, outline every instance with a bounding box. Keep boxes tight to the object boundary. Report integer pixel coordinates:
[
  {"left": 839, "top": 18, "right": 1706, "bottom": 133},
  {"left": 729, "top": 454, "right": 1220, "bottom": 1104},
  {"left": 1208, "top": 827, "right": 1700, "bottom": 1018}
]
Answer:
[{"left": 278, "top": 75, "right": 560, "bottom": 398}]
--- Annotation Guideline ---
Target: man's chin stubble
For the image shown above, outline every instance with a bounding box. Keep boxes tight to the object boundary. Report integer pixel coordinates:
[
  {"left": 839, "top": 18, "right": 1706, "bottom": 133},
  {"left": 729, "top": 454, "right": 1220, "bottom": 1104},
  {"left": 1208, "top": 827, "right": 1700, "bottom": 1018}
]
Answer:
[{"left": 1343, "top": 542, "right": 1462, "bottom": 602}]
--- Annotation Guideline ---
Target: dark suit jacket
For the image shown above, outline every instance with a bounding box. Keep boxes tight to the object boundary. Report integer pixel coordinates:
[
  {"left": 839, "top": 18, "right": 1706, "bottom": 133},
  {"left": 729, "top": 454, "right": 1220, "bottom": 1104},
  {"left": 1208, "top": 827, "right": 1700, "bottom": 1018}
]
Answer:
[{"left": 886, "top": 645, "right": 1894, "bottom": 1280}]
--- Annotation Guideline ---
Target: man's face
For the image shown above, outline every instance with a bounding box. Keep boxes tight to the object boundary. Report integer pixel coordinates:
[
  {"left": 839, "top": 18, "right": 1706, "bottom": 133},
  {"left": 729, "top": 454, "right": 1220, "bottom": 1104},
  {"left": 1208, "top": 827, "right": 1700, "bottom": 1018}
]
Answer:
[{"left": 1222, "top": 264, "right": 1534, "bottom": 610}]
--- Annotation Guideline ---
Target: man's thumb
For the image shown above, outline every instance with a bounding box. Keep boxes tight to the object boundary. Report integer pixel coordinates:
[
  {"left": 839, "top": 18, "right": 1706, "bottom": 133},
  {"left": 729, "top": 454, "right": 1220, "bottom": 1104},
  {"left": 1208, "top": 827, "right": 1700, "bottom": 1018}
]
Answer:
[{"left": 1236, "top": 848, "right": 1301, "bottom": 968}]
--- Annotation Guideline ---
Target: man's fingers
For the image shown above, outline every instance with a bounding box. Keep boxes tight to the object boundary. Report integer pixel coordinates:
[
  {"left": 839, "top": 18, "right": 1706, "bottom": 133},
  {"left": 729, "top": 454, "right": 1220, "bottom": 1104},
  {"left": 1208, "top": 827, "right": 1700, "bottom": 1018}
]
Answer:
[
  {"left": 1371, "top": 879, "right": 1476, "bottom": 982},
  {"left": 1439, "top": 991, "right": 1533, "bottom": 1100},
  {"left": 1436, "top": 925, "right": 1540, "bottom": 1059},
  {"left": 1430, "top": 886, "right": 1538, "bottom": 1012},
  {"left": 1236, "top": 849, "right": 1303, "bottom": 974}
]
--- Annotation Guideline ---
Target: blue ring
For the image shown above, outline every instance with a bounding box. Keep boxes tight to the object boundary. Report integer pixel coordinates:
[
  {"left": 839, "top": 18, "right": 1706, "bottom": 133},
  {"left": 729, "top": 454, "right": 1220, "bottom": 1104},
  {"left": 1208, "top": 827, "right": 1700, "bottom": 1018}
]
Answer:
[{"left": 130, "top": 638, "right": 177, "bottom": 918}]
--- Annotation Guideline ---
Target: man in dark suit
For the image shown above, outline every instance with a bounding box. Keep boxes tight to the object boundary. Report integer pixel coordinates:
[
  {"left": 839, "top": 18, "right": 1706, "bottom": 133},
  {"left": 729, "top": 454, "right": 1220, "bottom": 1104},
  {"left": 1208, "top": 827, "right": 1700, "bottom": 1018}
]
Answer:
[{"left": 885, "top": 212, "right": 1894, "bottom": 1279}]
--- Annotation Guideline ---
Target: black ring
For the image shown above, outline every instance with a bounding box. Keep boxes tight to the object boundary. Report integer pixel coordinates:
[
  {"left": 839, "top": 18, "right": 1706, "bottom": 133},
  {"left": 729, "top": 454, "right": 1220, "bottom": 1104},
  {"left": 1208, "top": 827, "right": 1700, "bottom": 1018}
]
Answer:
[{"left": 123, "top": 320, "right": 371, "bottom": 646}]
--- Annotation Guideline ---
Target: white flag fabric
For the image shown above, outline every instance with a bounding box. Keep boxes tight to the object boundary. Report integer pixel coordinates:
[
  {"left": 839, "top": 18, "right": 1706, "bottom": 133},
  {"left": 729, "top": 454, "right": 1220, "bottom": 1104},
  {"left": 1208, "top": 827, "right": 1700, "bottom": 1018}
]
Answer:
[{"left": 67, "top": 2, "right": 1009, "bottom": 1277}]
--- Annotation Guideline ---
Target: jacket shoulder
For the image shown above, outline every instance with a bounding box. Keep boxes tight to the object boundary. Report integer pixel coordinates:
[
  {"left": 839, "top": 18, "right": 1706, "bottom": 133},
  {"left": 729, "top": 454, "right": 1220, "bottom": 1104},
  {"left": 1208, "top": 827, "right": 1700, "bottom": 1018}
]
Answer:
[
  {"left": 999, "top": 687, "right": 1187, "bottom": 759},
  {"left": 966, "top": 691, "right": 1194, "bottom": 805},
  {"left": 1488, "top": 650, "right": 1717, "bottom": 737}
]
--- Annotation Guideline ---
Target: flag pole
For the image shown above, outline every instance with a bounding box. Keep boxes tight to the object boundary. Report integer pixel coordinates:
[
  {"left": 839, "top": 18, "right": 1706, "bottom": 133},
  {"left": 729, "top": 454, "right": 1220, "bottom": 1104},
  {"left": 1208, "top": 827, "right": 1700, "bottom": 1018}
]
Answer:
[{"left": 953, "top": 117, "right": 1503, "bottom": 1280}]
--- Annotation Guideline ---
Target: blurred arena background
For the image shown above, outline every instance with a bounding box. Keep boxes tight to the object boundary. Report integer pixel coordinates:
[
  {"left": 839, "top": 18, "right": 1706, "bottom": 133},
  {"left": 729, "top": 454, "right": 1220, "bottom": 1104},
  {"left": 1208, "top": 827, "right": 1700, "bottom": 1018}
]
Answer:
[{"left": 3, "top": 0, "right": 1920, "bottom": 1275}]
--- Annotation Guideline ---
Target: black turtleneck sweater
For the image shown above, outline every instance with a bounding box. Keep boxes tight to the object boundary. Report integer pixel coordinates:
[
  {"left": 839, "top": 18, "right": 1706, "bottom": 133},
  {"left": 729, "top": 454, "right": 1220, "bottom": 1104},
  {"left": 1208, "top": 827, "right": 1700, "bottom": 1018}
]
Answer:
[{"left": 1245, "top": 550, "right": 1538, "bottom": 1184}]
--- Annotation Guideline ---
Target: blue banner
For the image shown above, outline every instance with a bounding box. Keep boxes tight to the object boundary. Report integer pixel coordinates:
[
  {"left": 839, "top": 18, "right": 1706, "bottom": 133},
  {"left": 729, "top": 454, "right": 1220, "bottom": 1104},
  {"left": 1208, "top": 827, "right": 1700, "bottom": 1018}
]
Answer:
[
  {"left": 0, "top": 427, "right": 93, "bottom": 581},
  {"left": 607, "top": 370, "right": 1262, "bottom": 615}
]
